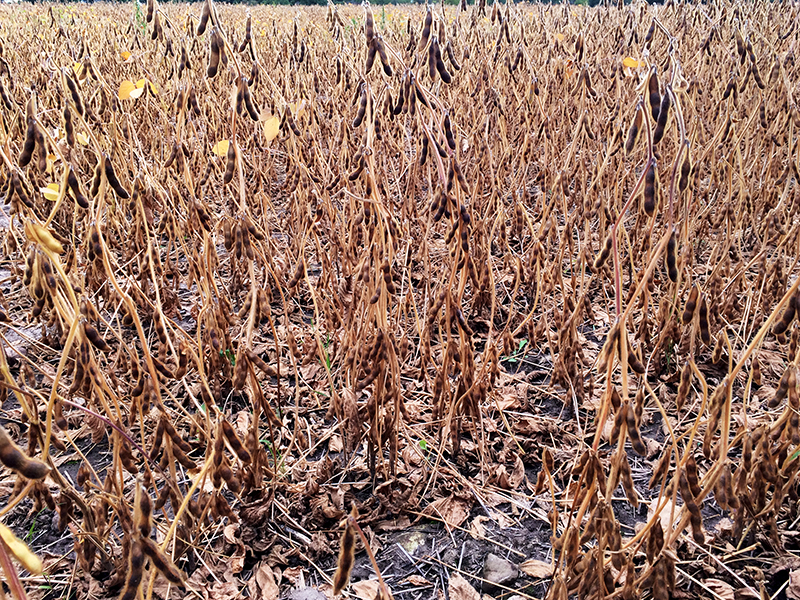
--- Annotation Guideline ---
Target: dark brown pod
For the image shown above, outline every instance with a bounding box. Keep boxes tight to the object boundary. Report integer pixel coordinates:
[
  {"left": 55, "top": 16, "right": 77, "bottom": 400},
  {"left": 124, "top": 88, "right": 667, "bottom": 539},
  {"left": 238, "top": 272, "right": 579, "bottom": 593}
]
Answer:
[{"left": 643, "top": 160, "right": 657, "bottom": 216}]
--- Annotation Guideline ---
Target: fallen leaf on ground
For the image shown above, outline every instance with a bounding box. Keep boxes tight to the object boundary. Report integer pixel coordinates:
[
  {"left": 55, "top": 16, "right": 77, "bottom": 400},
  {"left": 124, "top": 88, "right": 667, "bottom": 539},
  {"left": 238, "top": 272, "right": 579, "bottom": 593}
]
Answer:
[
  {"left": 788, "top": 570, "right": 800, "bottom": 600},
  {"left": 253, "top": 564, "right": 279, "bottom": 599},
  {"left": 400, "top": 575, "right": 431, "bottom": 586},
  {"left": 519, "top": 559, "right": 554, "bottom": 579},
  {"left": 470, "top": 515, "right": 490, "bottom": 539},
  {"left": 705, "top": 578, "right": 735, "bottom": 600},
  {"left": 421, "top": 494, "right": 472, "bottom": 528},
  {"left": 351, "top": 579, "right": 380, "bottom": 600},
  {"left": 448, "top": 573, "right": 480, "bottom": 600}
]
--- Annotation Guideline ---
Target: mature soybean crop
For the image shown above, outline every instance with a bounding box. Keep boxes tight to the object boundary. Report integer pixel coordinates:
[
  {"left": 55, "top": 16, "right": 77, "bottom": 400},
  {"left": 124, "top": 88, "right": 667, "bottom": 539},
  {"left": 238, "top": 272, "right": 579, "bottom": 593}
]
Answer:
[{"left": 0, "top": 0, "right": 799, "bottom": 599}]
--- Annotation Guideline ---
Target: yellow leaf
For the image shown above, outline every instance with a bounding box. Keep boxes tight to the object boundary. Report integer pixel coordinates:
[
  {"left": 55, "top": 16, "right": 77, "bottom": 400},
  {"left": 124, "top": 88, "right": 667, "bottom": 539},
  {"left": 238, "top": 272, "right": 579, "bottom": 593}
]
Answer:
[
  {"left": 556, "top": 33, "right": 565, "bottom": 42},
  {"left": 263, "top": 115, "right": 280, "bottom": 142},
  {"left": 135, "top": 78, "right": 147, "bottom": 89},
  {"left": 25, "top": 222, "right": 64, "bottom": 255},
  {"left": 291, "top": 100, "right": 307, "bottom": 122},
  {"left": 76, "top": 132, "right": 90, "bottom": 146},
  {"left": 148, "top": 81, "right": 159, "bottom": 95},
  {"left": 41, "top": 183, "right": 60, "bottom": 202},
  {"left": 0, "top": 524, "right": 43, "bottom": 575},
  {"left": 118, "top": 80, "right": 136, "bottom": 100},
  {"left": 623, "top": 56, "right": 641, "bottom": 68},
  {"left": 212, "top": 140, "right": 230, "bottom": 156},
  {"left": 72, "top": 62, "right": 82, "bottom": 76},
  {"left": 121, "top": 51, "right": 132, "bottom": 61}
]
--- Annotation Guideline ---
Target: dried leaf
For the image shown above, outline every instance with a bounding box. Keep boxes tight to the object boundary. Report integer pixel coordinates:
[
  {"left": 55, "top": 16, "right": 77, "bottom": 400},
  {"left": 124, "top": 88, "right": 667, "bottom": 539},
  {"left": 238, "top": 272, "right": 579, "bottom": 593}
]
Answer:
[
  {"left": 118, "top": 80, "right": 136, "bottom": 100},
  {"left": 421, "top": 494, "right": 472, "bottom": 529},
  {"left": 448, "top": 573, "right": 480, "bottom": 600},
  {"left": 352, "top": 579, "right": 380, "bottom": 600},
  {"left": 705, "top": 578, "right": 735, "bottom": 600},
  {"left": 789, "top": 571, "right": 800, "bottom": 600},
  {"left": 40, "top": 183, "right": 60, "bottom": 201},
  {"left": 253, "top": 562, "right": 279, "bottom": 600},
  {"left": 469, "top": 515, "right": 490, "bottom": 539},
  {"left": 508, "top": 454, "right": 525, "bottom": 490},
  {"left": 212, "top": 140, "right": 231, "bottom": 156},
  {"left": 400, "top": 575, "right": 431, "bottom": 586},
  {"left": 263, "top": 115, "right": 280, "bottom": 142},
  {"left": 519, "top": 559, "right": 554, "bottom": 579}
]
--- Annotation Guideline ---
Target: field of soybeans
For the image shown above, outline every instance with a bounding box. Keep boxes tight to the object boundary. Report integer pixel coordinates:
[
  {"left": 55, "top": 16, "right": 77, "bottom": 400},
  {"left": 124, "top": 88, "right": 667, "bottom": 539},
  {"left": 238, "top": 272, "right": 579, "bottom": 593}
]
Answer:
[{"left": 1, "top": 0, "right": 800, "bottom": 598}]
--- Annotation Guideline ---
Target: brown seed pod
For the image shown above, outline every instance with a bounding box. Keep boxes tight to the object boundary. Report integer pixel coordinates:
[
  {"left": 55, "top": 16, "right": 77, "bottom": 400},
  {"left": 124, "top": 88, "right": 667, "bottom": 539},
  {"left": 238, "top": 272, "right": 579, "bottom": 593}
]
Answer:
[
  {"left": 772, "top": 292, "right": 797, "bottom": 336},
  {"left": 678, "top": 143, "right": 692, "bottom": 193},
  {"left": 171, "top": 443, "right": 197, "bottom": 470},
  {"left": 365, "top": 38, "right": 378, "bottom": 74},
  {"left": 223, "top": 141, "right": 236, "bottom": 185},
  {"left": 364, "top": 3, "right": 374, "bottom": 44},
  {"left": 751, "top": 358, "right": 762, "bottom": 387},
  {"left": 221, "top": 419, "right": 252, "bottom": 463},
  {"left": 333, "top": 513, "right": 356, "bottom": 595},
  {"left": 625, "top": 107, "right": 643, "bottom": 155},
  {"left": 712, "top": 331, "right": 726, "bottom": 364},
  {"left": 647, "top": 521, "right": 664, "bottom": 563},
  {"left": 770, "top": 367, "right": 796, "bottom": 408},
  {"left": 619, "top": 453, "right": 638, "bottom": 507},
  {"left": 648, "top": 68, "right": 661, "bottom": 121},
  {"left": 353, "top": 85, "right": 367, "bottom": 128},
  {"left": 140, "top": 537, "right": 184, "bottom": 585},
  {"left": 207, "top": 30, "right": 221, "bottom": 78},
  {"left": 134, "top": 478, "right": 152, "bottom": 538},
  {"left": 89, "top": 159, "right": 103, "bottom": 199},
  {"left": 18, "top": 118, "right": 36, "bottom": 168},
  {"left": 682, "top": 284, "right": 699, "bottom": 325},
  {"left": 677, "top": 362, "right": 692, "bottom": 412},
  {"left": 419, "top": 5, "right": 432, "bottom": 52},
  {"left": 67, "top": 167, "right": 89, "bottom": 210},
  {"left": 63, "top": 71, "right": 84, "bottom": 117},
  {"left": 649, "top": 448, "right": 671, "bottom": 491},
  {"left": 685, "top": 454, "right": 702, "bottom": 499},
  {"left": 678, "top": 472, "right": 705, "bottom": 544},
  {"left": 753, "top": 63, "right": 766, "bottom": 90},
  {"left": 593, "top": 230, "right": 614, "bottom": 272},
  {"left": 609, "top": 400, "right": 626, "bottom": 445},
  {"left": 83, "top": 321, "right": 111, "bottom": 352},
  {"left": 625, "top": 402, "right": 647, "bottom": 455},
  {"left": 625, "top": 332, "right": 646, "bottom": 375},
  {"left": 665, "top": 228, "right": 678, "bottom": 282},
  {"left": 444, "top": 113, "right": 456, "bottom": 151},
  {"left": 698, "top": 294, "right": 711, "bottom": 346},
  {"left": 652, "top": 88, "right": 671, "bottom": 145},
  {"left": 643, "top": 160, "right": 657, "bottom": 216},
  {"left": 119, "top": 540, "right": 144, "bottom": 600},
  {"left": 433, "top": 38, "right": 451, "bottom": 83},
  {"left": 445, "top": 40, "right": 461, "bottom": 70},
  {"left": 197, "top": 0, "right": 211, "bottom": 35},
  {"left": 0, "top": 424, "right": 50, "bottom": 479},
  {"left": 597, "top": 322, "right": 620, "bottom": 375},
  {"left": 104, "top": 157, "right": 130, "bottom": 199}
]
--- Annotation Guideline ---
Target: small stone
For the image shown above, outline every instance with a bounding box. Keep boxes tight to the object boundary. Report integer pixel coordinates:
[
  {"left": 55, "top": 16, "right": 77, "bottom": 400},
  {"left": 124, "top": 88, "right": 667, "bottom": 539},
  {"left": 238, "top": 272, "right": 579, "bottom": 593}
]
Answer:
[
  {"left": 482, "top": 553, "right": 518, "bottom": 590},
  {"left": 284, "top": 587, "right": 327, "bottom": 600}
]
